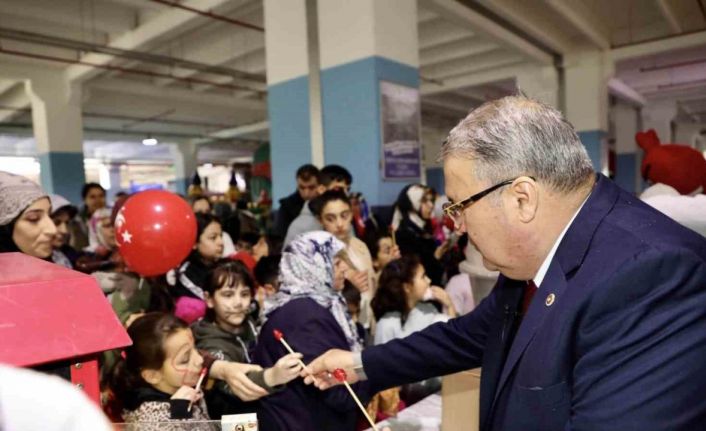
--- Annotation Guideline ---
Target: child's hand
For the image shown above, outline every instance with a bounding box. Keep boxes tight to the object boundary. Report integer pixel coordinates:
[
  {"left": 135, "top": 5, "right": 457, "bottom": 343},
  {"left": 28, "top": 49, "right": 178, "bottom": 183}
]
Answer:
[
  {"left": 171, "top": 385, "right": 202, "bottom": 403},
  {"left": 264, "top": 353, "right": 304, "bottom": 387}
]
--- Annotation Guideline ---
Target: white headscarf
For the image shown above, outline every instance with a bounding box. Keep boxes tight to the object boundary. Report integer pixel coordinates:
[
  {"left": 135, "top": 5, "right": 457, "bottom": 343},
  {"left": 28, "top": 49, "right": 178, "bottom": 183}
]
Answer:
[
  {"left": 392, "top": 184, "right": 427, "bottom": 230},
  {"left": 264, "top": 231, "right": 362, "bottom": 351}
]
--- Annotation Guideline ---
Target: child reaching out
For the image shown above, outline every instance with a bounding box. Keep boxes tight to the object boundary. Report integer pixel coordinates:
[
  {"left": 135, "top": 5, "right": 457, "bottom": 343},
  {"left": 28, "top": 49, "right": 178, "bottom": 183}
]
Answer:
[
  {"left": 107, "top": 312, "right": 301, "bottom": 429},
  {"left": 192, "top": 260, "right": 301, "bottom": 418}
]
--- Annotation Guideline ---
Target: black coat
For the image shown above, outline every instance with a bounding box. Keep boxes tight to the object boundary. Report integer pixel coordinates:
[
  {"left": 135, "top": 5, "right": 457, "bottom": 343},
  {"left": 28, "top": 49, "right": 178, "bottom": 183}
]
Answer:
[
  {"left": 253, "top": 298, "right": 371, "bottom": 431},
  {"left": 274, "top": 192, "right": 305, "bottom": 237}
]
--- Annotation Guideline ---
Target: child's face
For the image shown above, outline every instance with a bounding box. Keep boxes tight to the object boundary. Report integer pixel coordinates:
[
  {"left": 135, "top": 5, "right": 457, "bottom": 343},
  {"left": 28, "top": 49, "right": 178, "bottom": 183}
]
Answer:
[
  {"left": 197, "top": 221, "right": 224, "bottom": 261},
  {"left": 333, "top": 257, "right": 349, "bottom": 292},
  {"left": 207, "top": 282, "right": 253, "bottom": 332},
  {"left": 404, "top": 264, "right": 431, "bottom": 306},
  {"left": 158, "top": 328, "right": 204, "bottom": 393},
  {"left": 375, "top": 237, "right": 394, "bottom": 269}
]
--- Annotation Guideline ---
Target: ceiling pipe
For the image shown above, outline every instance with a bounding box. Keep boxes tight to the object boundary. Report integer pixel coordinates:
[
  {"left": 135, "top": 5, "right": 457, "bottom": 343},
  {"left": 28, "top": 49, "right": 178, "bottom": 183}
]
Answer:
[
  {"left": 0, "top": 105, "right": 236, "bottom": 129},
  {"left": 148, "top": 0, "right": 264, "bottom": 32},
  {"left": 0, "top": 47, "right": 266, "bottom": 95},
  {"left": 0, "top": 122, "right": 267, "bottom": 144},
  {"left": 0, "top": 27, "right": 265, "bottom": 84}
]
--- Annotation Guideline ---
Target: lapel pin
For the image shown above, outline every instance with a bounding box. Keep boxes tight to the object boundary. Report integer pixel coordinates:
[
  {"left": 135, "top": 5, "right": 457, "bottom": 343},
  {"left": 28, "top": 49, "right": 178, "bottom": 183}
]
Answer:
[{"left": 545, "top": 293, "right": 556, "bottom": 307}]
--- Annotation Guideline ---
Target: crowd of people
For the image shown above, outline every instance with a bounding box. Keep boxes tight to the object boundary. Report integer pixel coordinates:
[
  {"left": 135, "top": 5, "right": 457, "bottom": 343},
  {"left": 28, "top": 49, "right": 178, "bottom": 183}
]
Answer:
[
  {"left": 3, "top": 95, "right": 704, "bottom": 431},
  {"left": 0, "top": 155, "right": 483, "bottom": 430}
]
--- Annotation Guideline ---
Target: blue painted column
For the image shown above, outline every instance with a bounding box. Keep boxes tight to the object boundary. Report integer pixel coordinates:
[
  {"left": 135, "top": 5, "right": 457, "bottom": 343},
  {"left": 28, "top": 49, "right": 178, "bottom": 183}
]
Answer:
[
  {"left": 317, "top": 0, "right": 420, "bottom": 206},
  {"left": 564, "top": 50, "right": 612, "bottom": 174},
  {"left": 25, "top": 77, "right": 85, "bottom": 205},
  {"left": 264, "top": 0, "right": 313, "bottom": 206},
  {"left": 612, "top": 101, "right": 640, "bottom": 193}
]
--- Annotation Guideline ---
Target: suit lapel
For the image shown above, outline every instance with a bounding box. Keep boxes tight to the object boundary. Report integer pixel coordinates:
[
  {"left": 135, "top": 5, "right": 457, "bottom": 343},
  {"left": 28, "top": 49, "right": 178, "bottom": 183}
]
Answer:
[
  {"left": 493, "top": 262, "right": 568, "bottom": 399},
  {"left": 479, "top": 280, "right": 524, "bottom": 430}
]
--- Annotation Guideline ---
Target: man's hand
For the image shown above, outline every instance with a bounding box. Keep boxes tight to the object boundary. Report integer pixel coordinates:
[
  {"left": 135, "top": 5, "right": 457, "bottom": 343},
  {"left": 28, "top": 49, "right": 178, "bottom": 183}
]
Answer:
[
  {"left": 301, "top": 349, "right": 358, "bottom": 390},
  {"left": 209, "top": 360, "right": 269, "bottom": 401}
]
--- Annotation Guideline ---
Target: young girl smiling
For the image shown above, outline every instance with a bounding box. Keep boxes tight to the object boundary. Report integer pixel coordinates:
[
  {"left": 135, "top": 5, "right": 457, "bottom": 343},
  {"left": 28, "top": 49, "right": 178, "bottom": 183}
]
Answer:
[{"left": 192, "top": 260, "right": 303, "bottom": 418}]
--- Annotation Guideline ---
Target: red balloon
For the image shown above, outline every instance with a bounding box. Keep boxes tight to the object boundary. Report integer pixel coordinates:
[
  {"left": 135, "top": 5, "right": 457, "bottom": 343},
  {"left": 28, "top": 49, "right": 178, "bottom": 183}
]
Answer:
[{"left": 114, "top": 190, "right": 197, "bottom": 277}]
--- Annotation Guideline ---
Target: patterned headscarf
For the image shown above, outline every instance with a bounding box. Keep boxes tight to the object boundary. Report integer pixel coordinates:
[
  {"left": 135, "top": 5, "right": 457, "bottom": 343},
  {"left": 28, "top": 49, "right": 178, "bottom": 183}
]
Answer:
[{"left": 264, "top": 231, "right": 361, "bottom": 351}]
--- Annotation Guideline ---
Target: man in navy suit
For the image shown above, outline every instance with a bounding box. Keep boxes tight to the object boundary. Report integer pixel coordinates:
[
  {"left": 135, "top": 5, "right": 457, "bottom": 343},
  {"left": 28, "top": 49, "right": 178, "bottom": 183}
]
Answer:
[{"left": 305, "top": 96, "right": 706, "bottom": 430}]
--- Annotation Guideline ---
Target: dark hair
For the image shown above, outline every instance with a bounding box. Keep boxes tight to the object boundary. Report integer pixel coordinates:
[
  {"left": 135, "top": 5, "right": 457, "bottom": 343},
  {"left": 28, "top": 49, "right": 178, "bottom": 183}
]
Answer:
[
  {"left": 195, "top": 213, "right": 221, "bottom": 239},
  {"left": 81, "top": 183, "right": 105, "bottom": 200},
  {"left": 204, "top": 259, "right": 255, "bottom": 296},
  {"left": 395, "top": 184, "right": 423, "bottom": 217},
  {"left": 0, "top": 221, "right": 19, "bottom": 253},
  {"left": 319, "top": 164, "right": 352, "bottom": 187},
  {"left": 371, "top": 255, "right": 421, "bottom": 321},
  {"left": 190, "top": 195, "right": 212, "bottom": 212},
  {"left": 254, "top": 254, "right": 281, "bottom": 287},
  {"left": 107, "top": 313, "right": 188, "bottom": 418},
  {"left": 342, "top": 280, "right": 361, "bottom": 307},
  {"left": 296, "top": 164, "right": 320, "bottom": 181},
  {"left": 238, "top": 232, "right": 261, "bottom": 248},
  {"left": 366, "top": 232, "right": 392, "bottom": 262},
  {"left": 311, "top": 189, "right": 351, "bottom": 218}
]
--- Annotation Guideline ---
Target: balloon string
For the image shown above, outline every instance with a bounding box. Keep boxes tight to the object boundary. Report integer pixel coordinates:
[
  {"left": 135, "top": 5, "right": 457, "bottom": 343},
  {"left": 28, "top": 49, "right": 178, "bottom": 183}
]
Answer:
[{"left": 138, "top": 277, "right": 144, "bottom": 290}]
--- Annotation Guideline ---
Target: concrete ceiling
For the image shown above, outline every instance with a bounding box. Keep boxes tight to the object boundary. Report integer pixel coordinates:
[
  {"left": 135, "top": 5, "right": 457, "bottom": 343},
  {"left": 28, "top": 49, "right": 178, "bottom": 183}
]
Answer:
[{"left": 0, "top": 0, "right": 705, "bottom": 162}]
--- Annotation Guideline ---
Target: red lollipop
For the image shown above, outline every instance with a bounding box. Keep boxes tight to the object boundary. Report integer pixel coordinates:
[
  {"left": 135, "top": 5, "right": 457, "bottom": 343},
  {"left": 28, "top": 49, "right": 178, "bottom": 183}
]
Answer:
[
  {"left": 273, "top": 329, "right": 283, "bottom": 341},
  {"left": 333, "top": 368, "right": 347, "bottom": 383},
  {"left": 114, "top": 190, "right": 197, "bottom": 276}
]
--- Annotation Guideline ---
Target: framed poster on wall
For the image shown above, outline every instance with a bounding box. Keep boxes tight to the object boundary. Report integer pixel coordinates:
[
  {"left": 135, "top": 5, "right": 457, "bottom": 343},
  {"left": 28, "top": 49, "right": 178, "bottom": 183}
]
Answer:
[{"left": 380, "top": 80, "right": 421, "bottom": 179}]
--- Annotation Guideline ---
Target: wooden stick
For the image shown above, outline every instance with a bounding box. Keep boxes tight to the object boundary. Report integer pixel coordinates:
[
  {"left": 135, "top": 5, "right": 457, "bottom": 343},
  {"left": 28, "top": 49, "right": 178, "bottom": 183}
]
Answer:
[
  {"left": 188, "top": 367, "right": 208, "bottom": 412},
  {"left": 273, "top": 329, "right": 315, "bottom": 377},
  {"left": 333, "top": 369, "right": 378, "bottom": 431},
  {"left": 390, "top": 226, "right": 396, "bottom": 248}
]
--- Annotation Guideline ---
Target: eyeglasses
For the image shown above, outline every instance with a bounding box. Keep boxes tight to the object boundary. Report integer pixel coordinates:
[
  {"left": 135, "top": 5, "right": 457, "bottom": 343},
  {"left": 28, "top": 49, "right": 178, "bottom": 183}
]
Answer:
[{"left": 442, "top": 176, "right": 534, "bottom": 225}]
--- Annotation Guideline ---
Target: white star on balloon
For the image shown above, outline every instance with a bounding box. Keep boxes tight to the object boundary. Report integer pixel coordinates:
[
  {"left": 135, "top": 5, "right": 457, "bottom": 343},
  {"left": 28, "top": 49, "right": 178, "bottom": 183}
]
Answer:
[{"left": 121, "top": 230, "right": 133, "bottom": 244}]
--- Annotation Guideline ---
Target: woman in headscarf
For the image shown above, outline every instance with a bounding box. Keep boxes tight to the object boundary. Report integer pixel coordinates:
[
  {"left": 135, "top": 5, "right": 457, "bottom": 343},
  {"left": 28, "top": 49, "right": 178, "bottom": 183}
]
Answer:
[
  {"left": 393, "top": 184, "right": 447, "bottom": 286},
  {"left": 253, "top": 231, "right": 371, "bottom": 431},
  {"left": 0, "top": 171, "right": 57, "bottom": 260}
]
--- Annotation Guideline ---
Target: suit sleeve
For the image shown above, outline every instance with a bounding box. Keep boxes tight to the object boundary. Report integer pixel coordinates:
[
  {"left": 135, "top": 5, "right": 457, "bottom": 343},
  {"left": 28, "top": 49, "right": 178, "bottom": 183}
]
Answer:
[
  {"left": 567, "top": 248, "right": 706, "bottom": 430},
  {"left": 362, "top": 287, "right": 498, "bottom": 393}
]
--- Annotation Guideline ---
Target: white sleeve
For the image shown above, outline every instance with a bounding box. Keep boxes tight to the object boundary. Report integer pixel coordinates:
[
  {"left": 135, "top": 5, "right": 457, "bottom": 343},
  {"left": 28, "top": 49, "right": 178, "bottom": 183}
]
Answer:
[
  {"left": 0, "top": 365, "right": 113, "bottom": 431},
  {"left": 374, "top": 316, "right": 403, "bottom": 345}
]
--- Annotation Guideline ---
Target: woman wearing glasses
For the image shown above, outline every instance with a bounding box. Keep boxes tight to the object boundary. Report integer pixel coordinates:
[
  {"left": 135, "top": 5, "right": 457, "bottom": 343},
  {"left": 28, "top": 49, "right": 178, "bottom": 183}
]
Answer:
[{"left": 392, "top": 184, "right": 447, "bottom": 286}]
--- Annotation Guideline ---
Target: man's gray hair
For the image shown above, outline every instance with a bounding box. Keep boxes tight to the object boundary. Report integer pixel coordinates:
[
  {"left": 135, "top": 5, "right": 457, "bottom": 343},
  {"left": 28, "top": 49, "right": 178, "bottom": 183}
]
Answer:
[{"left": 441, "top": 95, "right": 594, "bottom": 193}]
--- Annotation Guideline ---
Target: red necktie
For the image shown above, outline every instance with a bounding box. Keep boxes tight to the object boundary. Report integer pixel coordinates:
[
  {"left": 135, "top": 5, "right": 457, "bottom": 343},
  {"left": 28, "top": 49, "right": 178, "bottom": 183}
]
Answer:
[{"left": 521, "top": 281, "right": 538, "bottom": 315}]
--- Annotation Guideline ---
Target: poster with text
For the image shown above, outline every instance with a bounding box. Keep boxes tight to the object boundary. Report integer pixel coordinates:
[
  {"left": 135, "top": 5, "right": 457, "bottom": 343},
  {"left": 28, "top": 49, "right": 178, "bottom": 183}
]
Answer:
[{"left": 380, "top": 81, "right": 421, "bottom": 179}]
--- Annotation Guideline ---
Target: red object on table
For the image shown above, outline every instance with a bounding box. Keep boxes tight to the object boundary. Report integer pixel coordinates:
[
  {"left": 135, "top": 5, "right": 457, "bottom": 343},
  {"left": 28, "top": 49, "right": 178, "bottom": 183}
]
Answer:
[{"left": 0, "top": 253, "right": 132, "bottom": 404}]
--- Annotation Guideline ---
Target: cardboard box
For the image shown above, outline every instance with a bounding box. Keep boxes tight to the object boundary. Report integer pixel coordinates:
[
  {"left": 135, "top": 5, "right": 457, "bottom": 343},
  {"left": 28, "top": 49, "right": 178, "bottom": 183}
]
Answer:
[{"left": 441, "top": 368, "right": 481, "bottom": 431}]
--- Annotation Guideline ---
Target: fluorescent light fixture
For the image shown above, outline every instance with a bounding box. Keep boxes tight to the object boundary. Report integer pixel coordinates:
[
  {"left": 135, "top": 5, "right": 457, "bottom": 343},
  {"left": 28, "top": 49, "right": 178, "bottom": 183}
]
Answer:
[{"left": 142, "top": 137, "right": 158, "bottom": 146}]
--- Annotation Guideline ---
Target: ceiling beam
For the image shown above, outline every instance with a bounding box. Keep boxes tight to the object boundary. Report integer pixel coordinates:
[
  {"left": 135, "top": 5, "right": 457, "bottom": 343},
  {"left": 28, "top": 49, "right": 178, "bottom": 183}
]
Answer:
[
  {"left": 611, "top": 31, "right": 706, "bottom": 62},
  {"left": 421, "top": 49, "right": 523, "bottom": 80},
  {"left": 424, "top": 0, "right": 554, "bottom": 65},
  {"left": 88, "top": 78, "right": 266, "bottom": 112},
  {"left": 420, "top": 37, "right": 498, "bottom": 67},
  {"left": 421, "top": 63, "right": 523, "bottom": 96},
  {"left": 656, "top": 0, "right": 683, "bottom": 34},
  {"left": 192, "top": 120, "right": 269, "bottom": 145},
  {"left": 544, "top": 0, "right": 611, "bottom": 50},
  {"left": 608, "top": 78, "right": 646, "bottom": 107},
  {"left": 65, "top": 0, "right": 236, "bottom": 84},
  {"left": 475, "top": 0, "right": 574, "bottom": 54}
]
